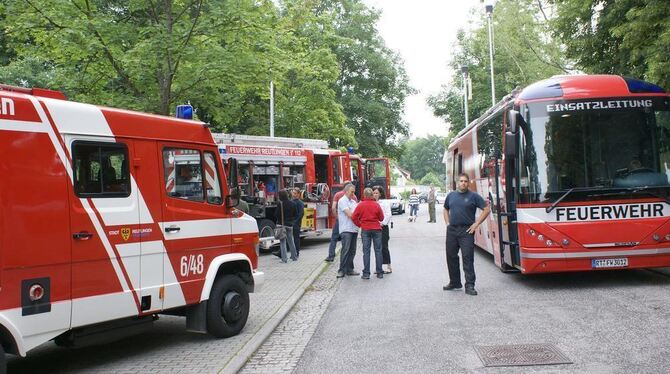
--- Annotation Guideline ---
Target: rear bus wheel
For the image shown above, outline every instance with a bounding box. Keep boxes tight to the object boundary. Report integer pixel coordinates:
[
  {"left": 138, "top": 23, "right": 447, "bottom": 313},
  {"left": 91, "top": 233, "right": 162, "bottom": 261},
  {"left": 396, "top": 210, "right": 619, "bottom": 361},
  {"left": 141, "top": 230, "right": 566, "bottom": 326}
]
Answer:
[{"left": 206, "top": 275, "right": 250, "bottom": 338}]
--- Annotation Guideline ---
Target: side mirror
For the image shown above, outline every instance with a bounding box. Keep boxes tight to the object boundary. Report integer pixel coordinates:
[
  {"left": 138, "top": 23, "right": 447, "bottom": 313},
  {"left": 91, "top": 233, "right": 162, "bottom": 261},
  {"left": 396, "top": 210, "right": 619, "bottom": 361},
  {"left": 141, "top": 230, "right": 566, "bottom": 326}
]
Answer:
[
  {"left": 229, "top": 158, "right": 239, "bottom": 190},
  {"left": 504, "top": 131, "right": 517, "bottom": 158},
  {"left": 507, "top": 109, "right": 519, "bottom": 134}
]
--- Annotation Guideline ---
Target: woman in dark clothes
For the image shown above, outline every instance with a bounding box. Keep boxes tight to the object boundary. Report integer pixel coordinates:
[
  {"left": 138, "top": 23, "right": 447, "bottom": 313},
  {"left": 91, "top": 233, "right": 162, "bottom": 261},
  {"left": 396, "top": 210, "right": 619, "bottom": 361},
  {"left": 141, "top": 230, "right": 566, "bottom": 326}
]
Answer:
[
  {"left": 373, "top": 186, "right": 392, "bottom": 273},
  {"left": 275, "top": 190, "right": 298, "bottom": 262}
]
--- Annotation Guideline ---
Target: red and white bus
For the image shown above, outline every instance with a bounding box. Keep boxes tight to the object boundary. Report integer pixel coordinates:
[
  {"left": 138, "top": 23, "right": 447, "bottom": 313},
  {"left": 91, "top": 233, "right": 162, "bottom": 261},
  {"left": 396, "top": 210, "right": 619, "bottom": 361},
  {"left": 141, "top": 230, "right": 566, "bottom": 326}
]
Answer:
[{"left": 446, "top": 75, "right": 670, "bottom": 273}]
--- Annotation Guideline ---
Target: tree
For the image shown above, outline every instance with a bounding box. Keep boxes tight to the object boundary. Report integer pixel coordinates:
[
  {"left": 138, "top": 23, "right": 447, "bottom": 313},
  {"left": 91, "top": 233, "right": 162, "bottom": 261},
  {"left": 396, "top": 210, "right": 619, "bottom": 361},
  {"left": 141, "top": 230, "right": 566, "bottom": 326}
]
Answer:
[
  {"left": 420, "top": 172, "right": 444, "bottom": 190},
  {"left": 551, "top": 0, "right": 670, "bottom": 88},
  {"left": 398, "top": 135, "right": 446, "bottom": 181},
  {"left": 316, "top": 0, "right": 415, "bottom": 157},
  {"left": 428, "top": 0, "right": 569, "bottom": 137}
]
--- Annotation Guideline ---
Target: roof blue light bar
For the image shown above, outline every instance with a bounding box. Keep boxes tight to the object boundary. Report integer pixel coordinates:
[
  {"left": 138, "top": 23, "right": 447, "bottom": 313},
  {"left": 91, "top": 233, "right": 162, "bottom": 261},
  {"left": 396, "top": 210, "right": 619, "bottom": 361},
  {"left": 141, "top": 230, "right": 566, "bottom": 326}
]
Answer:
[
  {"left": 176, "top": 104, "right": 193, "bottom": 120},
  {"left": 624, "top": 78, "right": 666, "bottom": 93}
]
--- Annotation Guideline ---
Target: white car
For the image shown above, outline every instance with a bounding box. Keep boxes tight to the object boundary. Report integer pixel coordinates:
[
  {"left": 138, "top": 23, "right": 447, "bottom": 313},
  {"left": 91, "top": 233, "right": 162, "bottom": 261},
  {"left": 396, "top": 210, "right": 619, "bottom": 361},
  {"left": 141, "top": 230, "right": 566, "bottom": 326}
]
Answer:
[
  {"left": 436, "top": 192, "right": 448, "bottom": 204},
  {"left": 388, "top": 195, "right": 406, "bottom": 215}
]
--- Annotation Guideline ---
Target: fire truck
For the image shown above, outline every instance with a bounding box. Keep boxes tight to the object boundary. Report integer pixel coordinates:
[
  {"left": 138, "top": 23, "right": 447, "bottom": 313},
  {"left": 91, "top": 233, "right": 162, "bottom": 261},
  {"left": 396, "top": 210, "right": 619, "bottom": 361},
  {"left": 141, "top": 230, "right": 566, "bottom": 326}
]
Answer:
[
  {"left": 213, "top": 134, "right": 390, "bottom": 247},
  {"left": 446, "top": 74, "right": 670, "bottom": 274},
  {"left": 0, "top": 84, "right": 263, "bottom": 368}
]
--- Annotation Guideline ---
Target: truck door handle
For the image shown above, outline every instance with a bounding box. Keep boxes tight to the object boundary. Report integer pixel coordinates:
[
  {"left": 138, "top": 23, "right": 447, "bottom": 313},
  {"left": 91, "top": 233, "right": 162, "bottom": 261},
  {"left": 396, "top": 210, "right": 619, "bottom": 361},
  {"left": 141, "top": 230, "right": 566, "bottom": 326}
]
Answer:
[
  {"left": 165, "top": 226, "right": 181, "bottom": 233},
  {"left": 73, "top": 231, "right": 94, "bottom": 240}
]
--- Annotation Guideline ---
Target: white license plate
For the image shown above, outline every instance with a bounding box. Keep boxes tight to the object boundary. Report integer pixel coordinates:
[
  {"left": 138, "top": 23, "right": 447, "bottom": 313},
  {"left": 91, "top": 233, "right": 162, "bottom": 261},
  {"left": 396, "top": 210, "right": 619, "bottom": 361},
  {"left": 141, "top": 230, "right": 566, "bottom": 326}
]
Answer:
[{"left": 592, "top": 258, "right": 628, "bottom": 268}]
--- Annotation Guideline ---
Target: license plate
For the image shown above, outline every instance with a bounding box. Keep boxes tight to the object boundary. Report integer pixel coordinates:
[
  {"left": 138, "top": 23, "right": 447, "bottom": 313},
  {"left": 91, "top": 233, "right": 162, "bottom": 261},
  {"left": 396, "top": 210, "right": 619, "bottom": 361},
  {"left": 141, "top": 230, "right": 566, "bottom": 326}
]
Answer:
[{"left": 592, "top": 258, "right": 628, "bottom": 268}]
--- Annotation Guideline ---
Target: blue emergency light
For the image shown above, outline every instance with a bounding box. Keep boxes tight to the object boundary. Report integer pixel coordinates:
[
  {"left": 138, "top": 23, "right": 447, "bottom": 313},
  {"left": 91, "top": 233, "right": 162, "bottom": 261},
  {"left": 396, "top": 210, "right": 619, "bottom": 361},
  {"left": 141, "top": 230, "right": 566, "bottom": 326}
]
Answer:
[
  {"left": 347, "top": 146, "right": 354, "bottom": 154},
  {"left": 176, "top": 104, "right": 193, "bottom": 120}
]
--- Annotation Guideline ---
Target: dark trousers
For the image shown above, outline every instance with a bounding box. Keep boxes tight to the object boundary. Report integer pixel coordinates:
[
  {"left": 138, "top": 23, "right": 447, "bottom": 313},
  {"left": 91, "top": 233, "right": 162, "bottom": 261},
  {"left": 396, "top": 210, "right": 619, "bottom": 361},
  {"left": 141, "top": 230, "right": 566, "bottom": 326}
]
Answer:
[
  {"left": 381, "top": 225, "right": 390, "bottom": 265},
  {"left": 445, "top": 225, "right": 476, "bottom": 287},
  {"left": 328, "top": 219, "right": 340, "bottom": 259},
  {"left": 361, "top": 229, "right": 383, "bottom": 275},
  {"left": 293, "top": 221, "right": 301, "bottom": 255},
  {"left": 339, "top": 231, "right": 358, "bottom": 273}
]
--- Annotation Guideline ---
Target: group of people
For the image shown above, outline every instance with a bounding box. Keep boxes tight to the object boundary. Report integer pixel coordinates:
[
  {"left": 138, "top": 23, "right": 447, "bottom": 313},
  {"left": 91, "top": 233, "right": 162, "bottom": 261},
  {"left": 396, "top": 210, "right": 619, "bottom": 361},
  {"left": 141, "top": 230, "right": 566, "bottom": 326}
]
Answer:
[
  {"left": 327, "top": 183, "right": 392, "bottom": 279},
  {"left": 272, "top": 188, "right": 305, "bottom": 263},
  {"left": 257, "top": 172, "right": 490, "bottom": 296},
  {"left": 407, "top": 185, "right": 438, "bottom": 223}
]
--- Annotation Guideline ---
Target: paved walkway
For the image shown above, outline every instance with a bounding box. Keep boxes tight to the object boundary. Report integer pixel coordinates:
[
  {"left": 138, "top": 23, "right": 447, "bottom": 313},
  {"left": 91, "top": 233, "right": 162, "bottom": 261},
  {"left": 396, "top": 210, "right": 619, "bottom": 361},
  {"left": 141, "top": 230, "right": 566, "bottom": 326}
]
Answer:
[{"left": 7, "top": 241, "right": 332, "bottom": 374}]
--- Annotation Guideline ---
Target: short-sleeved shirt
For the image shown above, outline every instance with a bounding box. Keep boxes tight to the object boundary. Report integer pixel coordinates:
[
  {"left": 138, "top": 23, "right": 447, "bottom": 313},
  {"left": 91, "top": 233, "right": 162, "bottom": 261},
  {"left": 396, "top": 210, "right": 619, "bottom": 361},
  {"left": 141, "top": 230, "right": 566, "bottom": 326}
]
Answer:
[
  {"left": 444, "top": 190, "right": 486, "bottom": 226},
  {"left": 338, "top": 195, "right": 359, "bottom": 233}
]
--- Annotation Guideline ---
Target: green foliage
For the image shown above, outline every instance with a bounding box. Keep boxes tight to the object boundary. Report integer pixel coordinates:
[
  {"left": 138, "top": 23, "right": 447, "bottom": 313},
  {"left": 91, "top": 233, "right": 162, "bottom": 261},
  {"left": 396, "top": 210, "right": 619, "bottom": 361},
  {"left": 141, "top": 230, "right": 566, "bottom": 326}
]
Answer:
[
  {"left": 427, "top": 0, "right": 568, "bottom": 138},
  {"left": 419, "top": 171, "right": 444, "bottom": 189},
  {"left": 399, "top": 190, "right": 410, "bottom": 200},
  {"left": 0, "top": 0, "right": 409, "bottom": 153},
  {"left": 317, "top": 0, "right": 415, "bottom": 157},
  {"left": 398, "top": 135, "right": 446, "bottom": 181},
  {"left": 551, "top": 0, "right": 670, "bottom": 88}
]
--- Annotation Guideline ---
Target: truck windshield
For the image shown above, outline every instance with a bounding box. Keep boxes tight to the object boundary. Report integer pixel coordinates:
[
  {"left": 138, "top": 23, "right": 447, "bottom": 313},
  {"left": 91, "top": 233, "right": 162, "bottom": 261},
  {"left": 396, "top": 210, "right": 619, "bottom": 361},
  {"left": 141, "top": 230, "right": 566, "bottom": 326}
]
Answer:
[{"left": 518, "top": 97, "right": 670, "bottom": 203}]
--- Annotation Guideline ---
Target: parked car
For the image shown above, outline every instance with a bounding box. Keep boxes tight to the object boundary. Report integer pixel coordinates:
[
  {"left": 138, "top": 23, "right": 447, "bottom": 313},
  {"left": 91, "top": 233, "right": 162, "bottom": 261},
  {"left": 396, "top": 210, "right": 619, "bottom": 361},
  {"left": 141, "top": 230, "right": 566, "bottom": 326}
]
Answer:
[
  {"left": 418, "top": 191, "right": 428, "bottom": 203},
  {"left": 436, "top": 192, "right": 448, "bottom": 204},
  {"left": 388, "top": 195, "right": 406, "bottom": 215}
]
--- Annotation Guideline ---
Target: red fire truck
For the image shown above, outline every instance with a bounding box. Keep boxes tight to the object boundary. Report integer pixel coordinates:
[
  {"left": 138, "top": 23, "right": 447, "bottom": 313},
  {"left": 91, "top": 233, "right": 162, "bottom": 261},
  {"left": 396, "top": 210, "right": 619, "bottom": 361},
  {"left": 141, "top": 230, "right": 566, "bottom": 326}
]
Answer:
[
  {"left": 446, "top": 75, "right": 670, "bottom": 273},
  {"left": 0, "top": 84, "right": 263, "bottom": 368},
  {"left": 213, "top": 134, "right": 390, "bottom": 246}
]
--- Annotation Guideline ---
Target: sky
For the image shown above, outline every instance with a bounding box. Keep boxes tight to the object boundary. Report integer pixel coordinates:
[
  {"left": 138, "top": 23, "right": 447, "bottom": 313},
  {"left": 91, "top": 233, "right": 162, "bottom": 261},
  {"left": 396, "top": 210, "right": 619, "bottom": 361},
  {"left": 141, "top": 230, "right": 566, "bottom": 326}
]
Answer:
[{"left": 363, "top": 0, "right": 486, "bottom": 138}]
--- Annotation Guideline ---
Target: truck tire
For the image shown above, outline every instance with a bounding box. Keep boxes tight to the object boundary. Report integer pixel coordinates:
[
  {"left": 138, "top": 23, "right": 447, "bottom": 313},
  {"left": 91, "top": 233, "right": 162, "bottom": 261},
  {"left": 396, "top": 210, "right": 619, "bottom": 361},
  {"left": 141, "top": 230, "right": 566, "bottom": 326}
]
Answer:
[
  {"left": 206, "top": 275, "right": 250, "bottom": 338},
  {"left": 0, "top": 344, "right": 5, "bottom": 374},
  {"left": 257, "top": 219, "right": 275, "bottom": 240}
]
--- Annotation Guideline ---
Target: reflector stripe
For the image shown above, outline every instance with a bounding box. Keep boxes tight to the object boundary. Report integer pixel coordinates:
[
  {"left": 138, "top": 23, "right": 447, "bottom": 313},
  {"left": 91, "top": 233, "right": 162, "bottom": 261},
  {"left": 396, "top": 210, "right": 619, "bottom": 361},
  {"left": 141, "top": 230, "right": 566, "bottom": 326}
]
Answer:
[{"left": 522, "top": 248, "right": 670, "bottom": 259}]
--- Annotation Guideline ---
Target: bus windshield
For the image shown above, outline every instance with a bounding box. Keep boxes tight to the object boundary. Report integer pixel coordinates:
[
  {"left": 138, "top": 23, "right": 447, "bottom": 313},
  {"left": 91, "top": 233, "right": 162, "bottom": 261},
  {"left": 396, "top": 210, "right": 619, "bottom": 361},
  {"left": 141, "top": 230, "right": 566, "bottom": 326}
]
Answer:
[{"left": 519, "top": 97, "right": 670, "bottom": 203}]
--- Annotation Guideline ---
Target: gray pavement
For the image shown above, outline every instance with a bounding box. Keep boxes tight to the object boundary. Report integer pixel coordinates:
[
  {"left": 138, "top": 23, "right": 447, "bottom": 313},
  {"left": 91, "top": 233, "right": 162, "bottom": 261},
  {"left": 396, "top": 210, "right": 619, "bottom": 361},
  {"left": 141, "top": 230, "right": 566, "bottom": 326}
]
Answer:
[
  {"left": 294, "top": 204, "right": 670, "bottom": 373},
  {"left": 7, "top": 240, "right": 332, "bottom": 374}
]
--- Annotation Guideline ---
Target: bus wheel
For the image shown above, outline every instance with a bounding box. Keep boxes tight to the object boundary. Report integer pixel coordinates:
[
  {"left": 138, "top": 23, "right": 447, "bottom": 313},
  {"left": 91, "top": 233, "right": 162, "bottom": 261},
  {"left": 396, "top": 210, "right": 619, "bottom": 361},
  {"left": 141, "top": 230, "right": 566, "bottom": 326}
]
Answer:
[
  {"left": 257, "top": 219, "right": 276, "bottom": 240},
  {"left": 206, "top": 275, "right": 250, "bottom": 338}
]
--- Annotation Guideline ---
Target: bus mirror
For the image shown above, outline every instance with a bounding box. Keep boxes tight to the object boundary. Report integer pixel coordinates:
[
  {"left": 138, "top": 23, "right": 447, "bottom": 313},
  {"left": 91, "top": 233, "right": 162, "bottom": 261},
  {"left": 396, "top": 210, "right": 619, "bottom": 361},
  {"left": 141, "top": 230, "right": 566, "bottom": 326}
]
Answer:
[
  {"left": 507, "top": 110, "right": 520, "bottom": 133},
  {"left": 505, "top": 131, "right": 517, "bottom": 158}
]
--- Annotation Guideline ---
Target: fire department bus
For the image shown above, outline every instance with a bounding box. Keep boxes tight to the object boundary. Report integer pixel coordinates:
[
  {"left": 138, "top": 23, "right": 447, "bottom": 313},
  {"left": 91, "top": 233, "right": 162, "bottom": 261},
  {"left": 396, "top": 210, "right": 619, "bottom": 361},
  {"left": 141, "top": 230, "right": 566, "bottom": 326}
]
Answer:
[
  {"left": 0, "top": 84, "right": 263, "bottom": 369},
  {"left": 213, "top": 133, "right": 390, "bottom": 247},
  {"left": 446, "top": 75, "right": 670, "bottom": 273}
]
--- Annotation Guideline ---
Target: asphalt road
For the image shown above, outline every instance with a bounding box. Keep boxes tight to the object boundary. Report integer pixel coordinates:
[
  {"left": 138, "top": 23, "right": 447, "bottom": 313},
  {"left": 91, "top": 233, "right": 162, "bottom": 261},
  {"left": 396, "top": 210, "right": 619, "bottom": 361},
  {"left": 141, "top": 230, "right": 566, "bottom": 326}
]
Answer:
[{"left": 294, "top": 203, "right": 670, "bottom": 373}]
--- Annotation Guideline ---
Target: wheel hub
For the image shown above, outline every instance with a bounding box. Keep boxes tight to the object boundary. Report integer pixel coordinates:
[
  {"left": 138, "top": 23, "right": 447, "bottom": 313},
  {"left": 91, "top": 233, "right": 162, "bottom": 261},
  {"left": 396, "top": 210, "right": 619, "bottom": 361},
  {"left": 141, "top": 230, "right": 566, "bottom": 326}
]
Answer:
[{"left": 222, "top": 291, "right": 243, "bottom": 322}]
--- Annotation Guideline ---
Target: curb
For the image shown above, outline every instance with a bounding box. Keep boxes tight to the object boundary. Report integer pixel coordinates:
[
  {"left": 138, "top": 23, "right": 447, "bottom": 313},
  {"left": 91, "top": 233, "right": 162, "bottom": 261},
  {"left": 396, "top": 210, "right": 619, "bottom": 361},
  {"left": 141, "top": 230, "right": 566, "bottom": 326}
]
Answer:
[{"left": 222, "top": 259, "right": 331, "bottom": 373}]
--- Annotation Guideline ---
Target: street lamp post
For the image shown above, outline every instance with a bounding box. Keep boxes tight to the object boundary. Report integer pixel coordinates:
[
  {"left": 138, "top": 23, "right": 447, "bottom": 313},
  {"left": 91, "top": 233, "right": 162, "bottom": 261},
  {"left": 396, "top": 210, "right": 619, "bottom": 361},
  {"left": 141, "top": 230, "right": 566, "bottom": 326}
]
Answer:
[
  {"left": 461, "top": 65, "right": 469, "bottom": 127},
  {"left": 485, "top": 2, "right": 496, "bottom": 106}
]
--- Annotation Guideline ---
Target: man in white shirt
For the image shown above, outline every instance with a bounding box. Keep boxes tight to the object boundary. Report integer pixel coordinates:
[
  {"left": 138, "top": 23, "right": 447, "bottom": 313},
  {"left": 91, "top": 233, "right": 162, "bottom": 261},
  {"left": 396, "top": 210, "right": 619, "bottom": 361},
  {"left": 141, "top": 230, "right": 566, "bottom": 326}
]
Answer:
[{"left": 336, "top": 183, "right": 360, "bottom": 278}]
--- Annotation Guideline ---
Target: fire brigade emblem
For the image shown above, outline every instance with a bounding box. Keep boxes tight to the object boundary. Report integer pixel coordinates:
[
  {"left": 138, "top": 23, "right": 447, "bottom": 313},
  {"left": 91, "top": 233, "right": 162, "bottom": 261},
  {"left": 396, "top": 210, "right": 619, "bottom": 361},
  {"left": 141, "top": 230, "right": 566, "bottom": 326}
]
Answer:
[{"left": 121, "top": 228, "right": 131, "bottom": 241}]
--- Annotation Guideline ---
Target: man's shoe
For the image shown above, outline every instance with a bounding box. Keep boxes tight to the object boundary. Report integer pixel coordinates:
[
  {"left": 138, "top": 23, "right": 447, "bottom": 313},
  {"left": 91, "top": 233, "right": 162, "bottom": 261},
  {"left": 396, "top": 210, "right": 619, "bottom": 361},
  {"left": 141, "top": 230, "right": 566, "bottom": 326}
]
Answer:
[
  {"left": 324, "top": 257, "right": 335, "bottom": 262},
  {"left": 361, "top": 274, "right": 370, "bottom": 280},
  {"left": 346, "top": 271, "right": 360, "bottom": 276},
  {"left": 336, "top": 271, "right": 345, "bottom": 278},
  {"left": 376, "top": 273, "right": 383, "bottom": 279},
  {"left": 465, "top": 287, "right": 478, "bottom": 296},
  {"left": 443, "top": 283, "right": 463, "bottom": 291}
]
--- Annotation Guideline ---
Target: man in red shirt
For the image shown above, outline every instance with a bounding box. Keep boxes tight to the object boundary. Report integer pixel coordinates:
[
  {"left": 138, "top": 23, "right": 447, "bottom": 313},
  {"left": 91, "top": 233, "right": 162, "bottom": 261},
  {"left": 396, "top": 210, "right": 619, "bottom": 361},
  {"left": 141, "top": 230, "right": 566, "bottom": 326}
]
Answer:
[{"left": 352, "top": 188, "right": 385, "bottom": 279}]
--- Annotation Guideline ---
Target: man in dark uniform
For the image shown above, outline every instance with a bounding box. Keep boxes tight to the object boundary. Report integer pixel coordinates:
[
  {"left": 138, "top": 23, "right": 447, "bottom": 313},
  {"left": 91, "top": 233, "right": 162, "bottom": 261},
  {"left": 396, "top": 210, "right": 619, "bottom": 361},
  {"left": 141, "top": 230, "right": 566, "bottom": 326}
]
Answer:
[
  {"left": 443, "top": 173, "right": 490, "bottom": 296},
  {"left": 292, "top": 188, "right": 305, "bottom": 257}
]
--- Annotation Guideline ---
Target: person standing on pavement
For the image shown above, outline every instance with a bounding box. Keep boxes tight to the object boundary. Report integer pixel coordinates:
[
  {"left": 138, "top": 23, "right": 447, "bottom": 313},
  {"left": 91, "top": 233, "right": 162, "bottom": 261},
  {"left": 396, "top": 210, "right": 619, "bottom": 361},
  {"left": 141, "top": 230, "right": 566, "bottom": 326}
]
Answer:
[
  {"left": 352, "top": 188, "right": 385, "bottom": 279},
  {"left": 325, "top": 181, "right": 355, "bottom": 262},
  {"left": 292, "top": 188, "right": 304, "bottom": 258},
  {"left": 427, "top": 185, "right": 437, "bottom": 223},
  {"left": 372, "top": 185, "right": 393, "bottom": 274},
  {"left": 443, "top": 173, "right": 490, "bottom": 295},
  {"left": 408, "top": 188, "right": 420, "bottom": 222},
  {"left": 275, "top": 190, "right": 298, "bottom": 263},
  {"left": 336, "top": 183, "right": 360, "bottom": 278}
]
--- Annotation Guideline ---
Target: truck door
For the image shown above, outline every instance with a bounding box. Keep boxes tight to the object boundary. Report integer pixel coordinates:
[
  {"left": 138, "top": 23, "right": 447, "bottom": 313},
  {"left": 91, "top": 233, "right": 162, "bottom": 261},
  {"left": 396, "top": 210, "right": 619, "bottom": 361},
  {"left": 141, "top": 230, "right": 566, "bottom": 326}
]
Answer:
[
  {"left": 68, "top": 137, "right": 142, "bottom": 326},
  {"left": 159, "top": 144, "right": 232, "bottom": 306},
  {"left": 364, "top": 158, "right": 391, "bottom": 192}
]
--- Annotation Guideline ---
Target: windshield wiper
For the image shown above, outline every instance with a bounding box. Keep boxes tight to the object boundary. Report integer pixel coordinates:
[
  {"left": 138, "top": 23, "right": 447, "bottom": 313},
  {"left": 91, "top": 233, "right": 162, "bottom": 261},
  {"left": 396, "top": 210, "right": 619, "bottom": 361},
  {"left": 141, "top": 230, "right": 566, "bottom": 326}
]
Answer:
[
  {"left": 545, "top": 187, "right": 600, "bottom": 213},
  {"left": 546, "top": 187, "right": 575, "bottom": 214}
]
